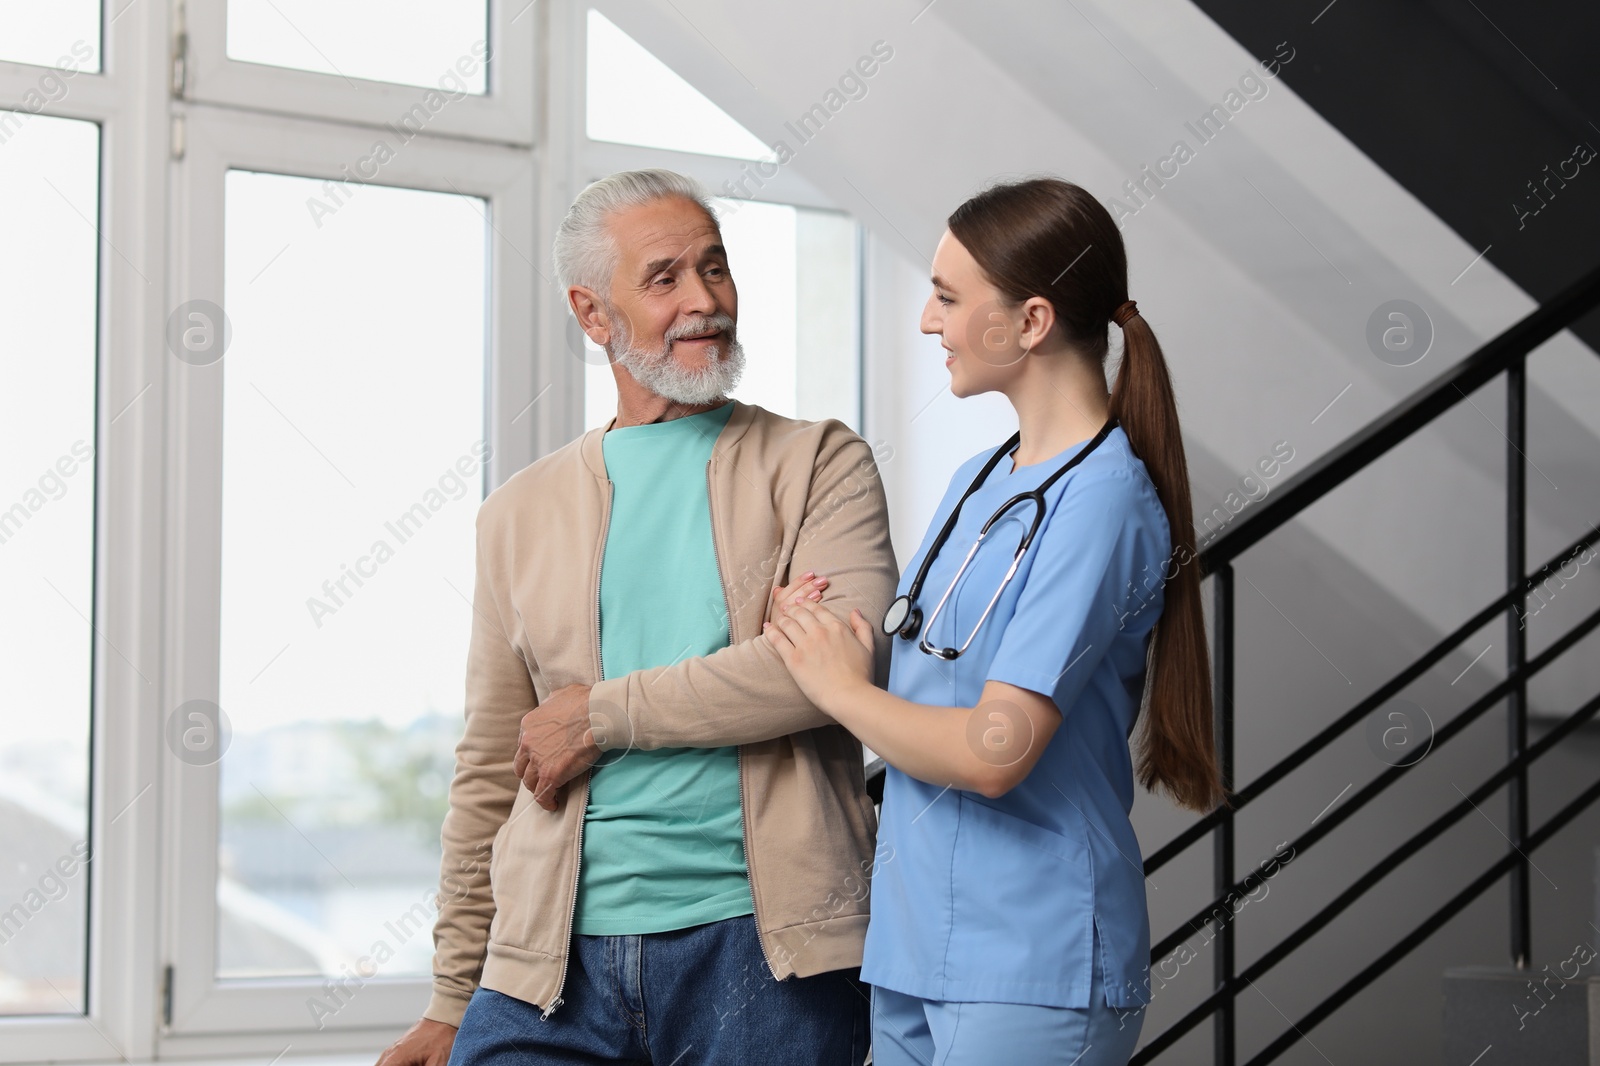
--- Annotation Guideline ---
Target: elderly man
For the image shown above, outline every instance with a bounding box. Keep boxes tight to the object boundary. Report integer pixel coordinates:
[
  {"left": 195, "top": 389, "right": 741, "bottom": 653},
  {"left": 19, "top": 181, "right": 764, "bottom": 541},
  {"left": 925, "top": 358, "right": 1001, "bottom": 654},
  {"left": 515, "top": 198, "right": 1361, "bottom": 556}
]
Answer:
[{"left": 375, "top": 169, "right": 897, "bottom": 1066}]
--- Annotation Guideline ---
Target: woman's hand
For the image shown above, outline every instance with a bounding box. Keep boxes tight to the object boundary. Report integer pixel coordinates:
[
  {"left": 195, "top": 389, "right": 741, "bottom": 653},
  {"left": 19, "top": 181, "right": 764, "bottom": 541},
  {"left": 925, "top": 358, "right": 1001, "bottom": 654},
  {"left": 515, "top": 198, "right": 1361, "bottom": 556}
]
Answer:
[
  {"left": 766, "top": 570, "right": 828, "bottom": 624},
  {"left": 763, "top": 596, "right": 875, "bottom": 715}
]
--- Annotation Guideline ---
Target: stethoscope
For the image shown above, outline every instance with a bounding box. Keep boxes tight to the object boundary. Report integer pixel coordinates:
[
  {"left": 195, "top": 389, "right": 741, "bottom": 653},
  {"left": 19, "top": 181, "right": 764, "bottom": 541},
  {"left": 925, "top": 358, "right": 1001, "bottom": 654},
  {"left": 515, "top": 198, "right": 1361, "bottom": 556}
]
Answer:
[{"left": 882, "top": 417, "right": 1119, "bottom": 660}]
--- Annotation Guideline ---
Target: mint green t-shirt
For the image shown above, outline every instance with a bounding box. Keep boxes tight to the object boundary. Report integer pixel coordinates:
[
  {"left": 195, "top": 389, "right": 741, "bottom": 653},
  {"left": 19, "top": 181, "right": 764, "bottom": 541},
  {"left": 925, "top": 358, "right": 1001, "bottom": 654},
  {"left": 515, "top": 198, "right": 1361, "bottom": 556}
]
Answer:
[{"left": 574, "top": 400, "right": 754, "bottom": 935}]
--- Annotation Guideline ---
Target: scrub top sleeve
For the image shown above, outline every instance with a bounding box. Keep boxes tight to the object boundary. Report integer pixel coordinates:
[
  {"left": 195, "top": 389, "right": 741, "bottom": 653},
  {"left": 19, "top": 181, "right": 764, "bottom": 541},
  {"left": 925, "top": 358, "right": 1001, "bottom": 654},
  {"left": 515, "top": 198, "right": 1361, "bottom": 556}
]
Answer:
[{"left": 984, "top": 468, "right": 1162, "bottom": 714}]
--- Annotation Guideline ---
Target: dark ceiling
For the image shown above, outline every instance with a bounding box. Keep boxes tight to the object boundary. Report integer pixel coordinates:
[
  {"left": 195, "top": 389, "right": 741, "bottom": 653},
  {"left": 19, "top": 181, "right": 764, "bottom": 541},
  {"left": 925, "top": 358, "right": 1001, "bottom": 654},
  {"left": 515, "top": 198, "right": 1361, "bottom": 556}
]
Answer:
[{"left": 1193, "top": 0, "right": 1600, "bottom": 350}]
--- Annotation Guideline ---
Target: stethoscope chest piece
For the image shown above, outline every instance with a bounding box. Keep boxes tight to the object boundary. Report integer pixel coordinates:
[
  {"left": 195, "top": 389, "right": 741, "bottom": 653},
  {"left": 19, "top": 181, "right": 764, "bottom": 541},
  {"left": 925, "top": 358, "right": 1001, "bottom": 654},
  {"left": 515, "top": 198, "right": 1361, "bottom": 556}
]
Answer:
[{"left": 883, "top": 595, "right": 922, "bottom": 640}]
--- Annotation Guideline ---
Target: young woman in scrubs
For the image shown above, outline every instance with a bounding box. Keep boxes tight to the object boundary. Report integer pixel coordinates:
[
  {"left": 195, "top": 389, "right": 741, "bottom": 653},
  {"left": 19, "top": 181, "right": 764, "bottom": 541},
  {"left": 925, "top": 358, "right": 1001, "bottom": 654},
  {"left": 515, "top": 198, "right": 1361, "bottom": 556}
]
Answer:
[{"left": 762, "top": 178, "right": 1226, "bottom": 1065}]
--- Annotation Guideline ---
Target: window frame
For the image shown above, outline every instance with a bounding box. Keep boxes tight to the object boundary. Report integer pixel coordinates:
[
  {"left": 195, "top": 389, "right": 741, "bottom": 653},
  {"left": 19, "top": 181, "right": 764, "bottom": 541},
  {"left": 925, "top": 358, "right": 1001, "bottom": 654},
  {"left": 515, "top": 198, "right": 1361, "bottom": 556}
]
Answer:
[
  {"left": 0, "top": 2, "right": 169, "bottom": 1062},
  {"left": 181, "top": 0, "right": 536, "bottom": 147},
  {"left": 573, "top": 9, "right": 865, "bottom": 432},
  {"left": 159, "top": 101, "right": 535, "bottom": 1047}
]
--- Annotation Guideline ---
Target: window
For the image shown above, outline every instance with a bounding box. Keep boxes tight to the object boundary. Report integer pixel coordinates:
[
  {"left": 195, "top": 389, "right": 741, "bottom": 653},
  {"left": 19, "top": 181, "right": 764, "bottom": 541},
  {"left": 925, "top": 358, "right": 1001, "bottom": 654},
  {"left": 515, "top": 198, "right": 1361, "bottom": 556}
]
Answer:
[
  {"left": 213, "top": 171, "right": 487, "bottom": 981},
  {"left": 226, "top": 0, "right": 488, "bottom": 92},
  {"left": 0, "top": 5, "right": 101, "bottom": 72},
  {"left": 582, "top": 198, "right": 861, "bottom": 430},
  {"left": 585, "top": 9, "right": 767, "bottom": 160},
  {"left": 0, "top": 112, "right": 98, "bottom": 1019},
  {"left": 162, "top": 95, "right": 534, "bottom": 1036},
  {"left": 0, "top": 1, "right": 862, "bottom": 1057},
  {"left": 0, "top": 1, "right": 533, "bottom": 1056},
  {"left": 580, "top": 8, "right": 864, "bottom": 431},
  {"left": 181, "top": 0, "right": 532, "bottom": 143}
]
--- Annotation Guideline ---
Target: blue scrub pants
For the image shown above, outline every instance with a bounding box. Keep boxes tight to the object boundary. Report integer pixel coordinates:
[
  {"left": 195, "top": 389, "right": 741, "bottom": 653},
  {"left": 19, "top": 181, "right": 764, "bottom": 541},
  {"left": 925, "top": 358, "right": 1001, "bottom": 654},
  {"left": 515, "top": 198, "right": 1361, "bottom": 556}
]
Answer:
[{"left": 867, "top": 926, "right": 1146, "bottom": 1065}]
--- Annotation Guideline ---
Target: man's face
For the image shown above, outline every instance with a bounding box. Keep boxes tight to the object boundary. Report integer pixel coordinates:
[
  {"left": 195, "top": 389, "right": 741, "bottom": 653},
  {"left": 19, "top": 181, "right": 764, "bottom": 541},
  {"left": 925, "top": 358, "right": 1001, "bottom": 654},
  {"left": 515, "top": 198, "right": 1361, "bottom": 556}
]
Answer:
[{"left": 599, "top": 196, "right": 742, "bottom": 403}]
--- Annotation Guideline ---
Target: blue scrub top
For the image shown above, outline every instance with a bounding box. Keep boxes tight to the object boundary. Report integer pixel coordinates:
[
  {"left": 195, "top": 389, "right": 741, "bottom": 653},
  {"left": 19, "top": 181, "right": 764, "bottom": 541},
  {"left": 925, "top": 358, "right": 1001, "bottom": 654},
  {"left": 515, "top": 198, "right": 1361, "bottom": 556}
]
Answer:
[{"left": 860, "top": 424, "right": 1169, "bottom": 1011}]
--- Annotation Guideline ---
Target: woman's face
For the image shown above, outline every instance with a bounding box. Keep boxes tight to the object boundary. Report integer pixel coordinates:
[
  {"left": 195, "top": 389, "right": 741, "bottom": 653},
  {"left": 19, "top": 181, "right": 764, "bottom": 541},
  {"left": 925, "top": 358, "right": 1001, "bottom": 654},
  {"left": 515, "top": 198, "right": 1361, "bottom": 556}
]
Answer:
[{"left": 920, "top": 229, "right": 1028, "bottom": 399}]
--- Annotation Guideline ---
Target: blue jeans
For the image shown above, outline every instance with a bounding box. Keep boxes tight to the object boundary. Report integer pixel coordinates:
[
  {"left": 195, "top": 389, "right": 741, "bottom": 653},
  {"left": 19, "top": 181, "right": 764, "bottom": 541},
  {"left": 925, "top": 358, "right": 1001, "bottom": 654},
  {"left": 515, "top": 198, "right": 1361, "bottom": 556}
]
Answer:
[{"left": 447, "top": 913, "right": 869, "bottom": 1065}]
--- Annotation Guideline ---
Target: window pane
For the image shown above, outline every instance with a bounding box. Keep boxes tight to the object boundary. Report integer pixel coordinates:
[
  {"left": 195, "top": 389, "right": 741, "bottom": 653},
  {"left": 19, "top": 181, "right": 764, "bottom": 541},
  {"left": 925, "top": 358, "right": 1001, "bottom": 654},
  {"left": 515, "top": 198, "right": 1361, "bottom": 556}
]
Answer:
[
  {"left": 216, "top": 170, "right": 486, "bottom": 979},
  {"left": 585, "top": 8, "right": 769, "bottom": 160},
  {"left": 0, "top": 4, "right": 101, "bottom": 73},
  {"left": 227, "top": 0, "right": 487, "bottom": 93},
  {"left": 0, "top": 114, "right": 98, "bottom": 1015},
  {"left": 585, "top": 200, "right": 860, "bottom": 431}
]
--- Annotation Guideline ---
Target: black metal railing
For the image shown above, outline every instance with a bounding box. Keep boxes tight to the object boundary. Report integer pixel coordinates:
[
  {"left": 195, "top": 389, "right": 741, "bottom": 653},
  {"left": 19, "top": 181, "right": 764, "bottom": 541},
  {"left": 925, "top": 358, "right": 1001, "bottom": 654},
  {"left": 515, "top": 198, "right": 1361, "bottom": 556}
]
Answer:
[{"left": 863, "top": 261, "right": 1600, "bottom": 1064}]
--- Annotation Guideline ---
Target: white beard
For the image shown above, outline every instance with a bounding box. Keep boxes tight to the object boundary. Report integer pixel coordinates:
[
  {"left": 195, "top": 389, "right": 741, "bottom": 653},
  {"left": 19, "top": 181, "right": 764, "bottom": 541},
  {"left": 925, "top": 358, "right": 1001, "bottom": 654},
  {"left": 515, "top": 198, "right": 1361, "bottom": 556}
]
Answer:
[{"left": 608, "top": 310, "right": 745, "bottom": 406}]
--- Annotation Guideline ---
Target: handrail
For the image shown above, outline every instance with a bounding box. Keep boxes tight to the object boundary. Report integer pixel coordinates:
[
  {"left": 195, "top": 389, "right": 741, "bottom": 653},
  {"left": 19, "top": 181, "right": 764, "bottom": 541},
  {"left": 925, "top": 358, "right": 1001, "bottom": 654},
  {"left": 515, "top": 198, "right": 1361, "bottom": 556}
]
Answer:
[
  {"left": 1201, "top": 261, "right": 1600, "bottom": 572},
  {"left": 1151, "top": 596, "right": 1600, "bottom": 963},
  {"left": 1243, "top": 774, "right": 1600, "bottom": 1066},
  {"left": 1151, "top": 257, "right": 1600, "bottom": 1063},
  {"left": 1146, "top": 521, "right": 1600, "bottom": 875},
  {"left": 864, "top": 756, "right": 885, "bottom": 805},
  {"left": 1132, "top": 686, "right": 1600, "bottom": 1062}
]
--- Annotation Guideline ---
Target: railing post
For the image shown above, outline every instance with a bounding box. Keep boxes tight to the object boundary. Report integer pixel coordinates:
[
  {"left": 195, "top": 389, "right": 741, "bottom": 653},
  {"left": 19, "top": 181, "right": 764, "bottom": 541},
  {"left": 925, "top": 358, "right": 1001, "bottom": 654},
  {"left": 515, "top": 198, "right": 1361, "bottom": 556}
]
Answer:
[
  {"left": 1506, "top": 359, "right": 1531, "bottom": 968},
  {"left": 1212, "top": 562, "right": 1236, "bottom": 1066}
]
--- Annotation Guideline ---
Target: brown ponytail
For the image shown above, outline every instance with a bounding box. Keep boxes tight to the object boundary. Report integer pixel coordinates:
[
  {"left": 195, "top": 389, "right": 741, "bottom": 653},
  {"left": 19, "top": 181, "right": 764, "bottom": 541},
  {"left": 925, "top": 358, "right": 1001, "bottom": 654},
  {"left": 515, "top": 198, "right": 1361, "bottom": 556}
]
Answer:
[{"left": 948, "top": 178, "right": 1227, "bottom": 813}]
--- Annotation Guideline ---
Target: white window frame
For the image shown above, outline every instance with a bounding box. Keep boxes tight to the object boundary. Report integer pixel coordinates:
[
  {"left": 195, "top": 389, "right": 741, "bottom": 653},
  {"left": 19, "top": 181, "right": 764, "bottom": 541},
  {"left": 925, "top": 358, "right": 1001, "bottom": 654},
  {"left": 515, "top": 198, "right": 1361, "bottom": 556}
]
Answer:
[
  {"left": 559, "top": 4, "right": 866, "bottom": 432},
  {"left": 0, "top": 3, "right": 169, "bottom": 1061},
  {"left": 160, "top": 100, "right": 535, "bottom": 1051},
  {"left": 181, "top": 0, "right": 536, "bottom": 147},
  {"left": 1, "top": 0, "right": 544, "bottom": 1060}
]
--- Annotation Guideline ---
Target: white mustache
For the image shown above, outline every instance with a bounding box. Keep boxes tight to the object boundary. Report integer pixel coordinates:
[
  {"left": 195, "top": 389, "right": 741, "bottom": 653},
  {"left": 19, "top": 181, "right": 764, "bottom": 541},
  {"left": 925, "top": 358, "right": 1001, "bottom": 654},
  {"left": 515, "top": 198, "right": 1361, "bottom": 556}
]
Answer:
[{"left": 666, "top": 315, "right": 736, "bottom": 342}]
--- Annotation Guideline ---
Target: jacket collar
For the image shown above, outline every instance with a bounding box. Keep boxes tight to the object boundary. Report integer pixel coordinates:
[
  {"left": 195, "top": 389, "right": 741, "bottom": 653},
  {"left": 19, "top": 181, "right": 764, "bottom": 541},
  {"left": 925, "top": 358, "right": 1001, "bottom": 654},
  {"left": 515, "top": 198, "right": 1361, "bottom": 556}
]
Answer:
[{"left": 578, "top": 397, "right": 755, "bottom": 480}]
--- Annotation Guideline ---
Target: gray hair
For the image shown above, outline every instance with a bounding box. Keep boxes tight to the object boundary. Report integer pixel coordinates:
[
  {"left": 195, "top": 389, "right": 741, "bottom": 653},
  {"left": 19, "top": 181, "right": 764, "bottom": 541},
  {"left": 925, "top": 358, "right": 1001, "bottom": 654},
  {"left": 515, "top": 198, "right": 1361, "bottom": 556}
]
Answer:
[{"left": 552, "top": 169, "right": 720, "bottom": 299}]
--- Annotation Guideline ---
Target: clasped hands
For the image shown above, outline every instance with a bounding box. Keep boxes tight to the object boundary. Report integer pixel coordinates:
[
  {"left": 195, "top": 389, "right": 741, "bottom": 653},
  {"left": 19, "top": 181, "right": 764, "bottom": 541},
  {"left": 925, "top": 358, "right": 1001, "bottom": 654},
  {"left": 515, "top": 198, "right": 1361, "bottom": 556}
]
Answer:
[{"left": 511, "top": 570, "right": 863, "bottom": 811}]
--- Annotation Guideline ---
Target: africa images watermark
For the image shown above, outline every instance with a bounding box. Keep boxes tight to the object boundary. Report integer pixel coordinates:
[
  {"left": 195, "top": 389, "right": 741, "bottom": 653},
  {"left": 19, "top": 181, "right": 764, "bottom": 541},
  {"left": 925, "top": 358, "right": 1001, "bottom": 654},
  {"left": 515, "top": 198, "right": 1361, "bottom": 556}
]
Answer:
[
  {"left": 305, "top": 839, "right": 493, "bottom": 1028},
  {"left": 1109, "top": 838, "right": 1298, "bottom": 1028},
  {"left": 304, "top": 887, "right": 439, "bottom": 1029},
  {"left": 0, "top": 440, "right": 95, "bottom": 547},
  {"left": 1116, "top": 440, "right": 1296, "bottom": 631},
  {"left": 0, "top": 839, "right": 94, "bottom": 949},
  {"left": 721, "top": 437, "right": 896, "bottom": 623},
  {"left": 305, "top": 440, "right": 492, "bottom": 629},
  {"left": 1511, "top": 141, "right": 1596, "bottom": 231},
  {"left": 304, "top": 39, "right": 491, "bottom": 228},
  {"left": 715, "top": 40, "right": 895, "bottom": 214},
  {"left": 1515, "top": 538, "right": 1596, "bottom": 630},
  {"left": 0, "top": 39, "right": 95, "bottom": 147},
  {"left": 1108, "top": 41, "right": 1298, "bottom": 229},
  {"left": 1513, "top": 937, "right": 1597, "bottom": 1031},
  {"left": 713, "top": 838, "right": 898, "bottom": 1031}
]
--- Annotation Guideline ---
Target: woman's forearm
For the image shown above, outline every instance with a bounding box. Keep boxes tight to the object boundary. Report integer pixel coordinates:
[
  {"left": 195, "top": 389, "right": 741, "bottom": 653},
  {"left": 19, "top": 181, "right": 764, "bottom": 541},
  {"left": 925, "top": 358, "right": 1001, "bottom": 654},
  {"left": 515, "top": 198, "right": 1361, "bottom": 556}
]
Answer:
[{"left": 822, "top": 681, "right": 995, "bottom": 795}]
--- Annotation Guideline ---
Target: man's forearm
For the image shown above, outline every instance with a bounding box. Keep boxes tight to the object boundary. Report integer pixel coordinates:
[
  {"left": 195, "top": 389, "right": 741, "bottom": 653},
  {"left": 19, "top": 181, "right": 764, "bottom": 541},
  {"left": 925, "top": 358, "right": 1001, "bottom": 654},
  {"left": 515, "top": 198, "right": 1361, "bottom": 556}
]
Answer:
[
  {"left": 589, "top": 429, "right": 899, "bottom": 750},
  {"left": 589, "top": 629, "right": 840, "bottom": 749}
]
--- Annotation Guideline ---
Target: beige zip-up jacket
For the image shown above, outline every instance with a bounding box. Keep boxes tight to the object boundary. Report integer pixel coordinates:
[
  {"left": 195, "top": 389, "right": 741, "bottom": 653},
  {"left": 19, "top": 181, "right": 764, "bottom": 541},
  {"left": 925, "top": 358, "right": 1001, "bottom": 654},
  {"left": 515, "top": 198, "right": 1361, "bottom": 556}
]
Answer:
[{"left": 423, "top": 400, "right": 899, "bottom": 1026}]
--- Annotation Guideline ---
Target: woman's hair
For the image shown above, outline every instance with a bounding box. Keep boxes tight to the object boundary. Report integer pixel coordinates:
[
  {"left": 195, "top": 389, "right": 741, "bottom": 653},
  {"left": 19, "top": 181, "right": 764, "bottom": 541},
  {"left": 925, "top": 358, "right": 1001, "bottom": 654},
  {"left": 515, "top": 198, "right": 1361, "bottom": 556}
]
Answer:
[{"left": 947, "top": 176, "right": 1227, "bottom": 813}]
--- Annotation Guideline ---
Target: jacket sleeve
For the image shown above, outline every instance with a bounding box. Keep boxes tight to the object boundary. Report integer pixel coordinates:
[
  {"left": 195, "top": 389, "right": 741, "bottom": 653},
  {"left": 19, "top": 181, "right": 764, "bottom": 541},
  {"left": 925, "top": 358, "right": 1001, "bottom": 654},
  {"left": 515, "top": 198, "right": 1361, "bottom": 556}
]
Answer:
[
  {"left": 588, "top": 426, "right": 899, "bottom": 750},
  {"left": 424, "top": 504, "right": 534, "bottom": 1027}
]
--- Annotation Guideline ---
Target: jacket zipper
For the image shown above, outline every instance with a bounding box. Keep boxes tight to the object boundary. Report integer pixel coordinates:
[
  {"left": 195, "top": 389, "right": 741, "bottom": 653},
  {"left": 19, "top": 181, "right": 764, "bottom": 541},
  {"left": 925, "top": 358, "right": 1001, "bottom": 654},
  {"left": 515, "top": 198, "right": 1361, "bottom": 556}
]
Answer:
[
  {"left": 543, "top": 478, "right": 612, "bottom": 1020},
  {"left": 708, "top": 458, "right": 780, "bottom": 980}
]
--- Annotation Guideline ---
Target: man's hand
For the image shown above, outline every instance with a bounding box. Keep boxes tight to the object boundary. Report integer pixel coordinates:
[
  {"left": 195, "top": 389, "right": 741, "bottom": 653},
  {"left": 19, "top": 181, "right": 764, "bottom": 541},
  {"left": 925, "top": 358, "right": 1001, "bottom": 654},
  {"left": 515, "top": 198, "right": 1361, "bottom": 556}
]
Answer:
[
  {"left": 514, "top": 683, "right": 600, "bottom": 811},
  {"left": 374, "top": 1017, "right": 457, "bottom": 1066}
]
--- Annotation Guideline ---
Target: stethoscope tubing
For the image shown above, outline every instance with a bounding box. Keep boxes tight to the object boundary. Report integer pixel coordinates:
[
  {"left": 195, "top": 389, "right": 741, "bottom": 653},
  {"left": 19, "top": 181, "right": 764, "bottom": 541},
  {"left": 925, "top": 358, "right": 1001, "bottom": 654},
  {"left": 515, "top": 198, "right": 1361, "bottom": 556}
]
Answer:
[{"left": 886, "top": 417, "right": 1120, "bottom": 658}]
